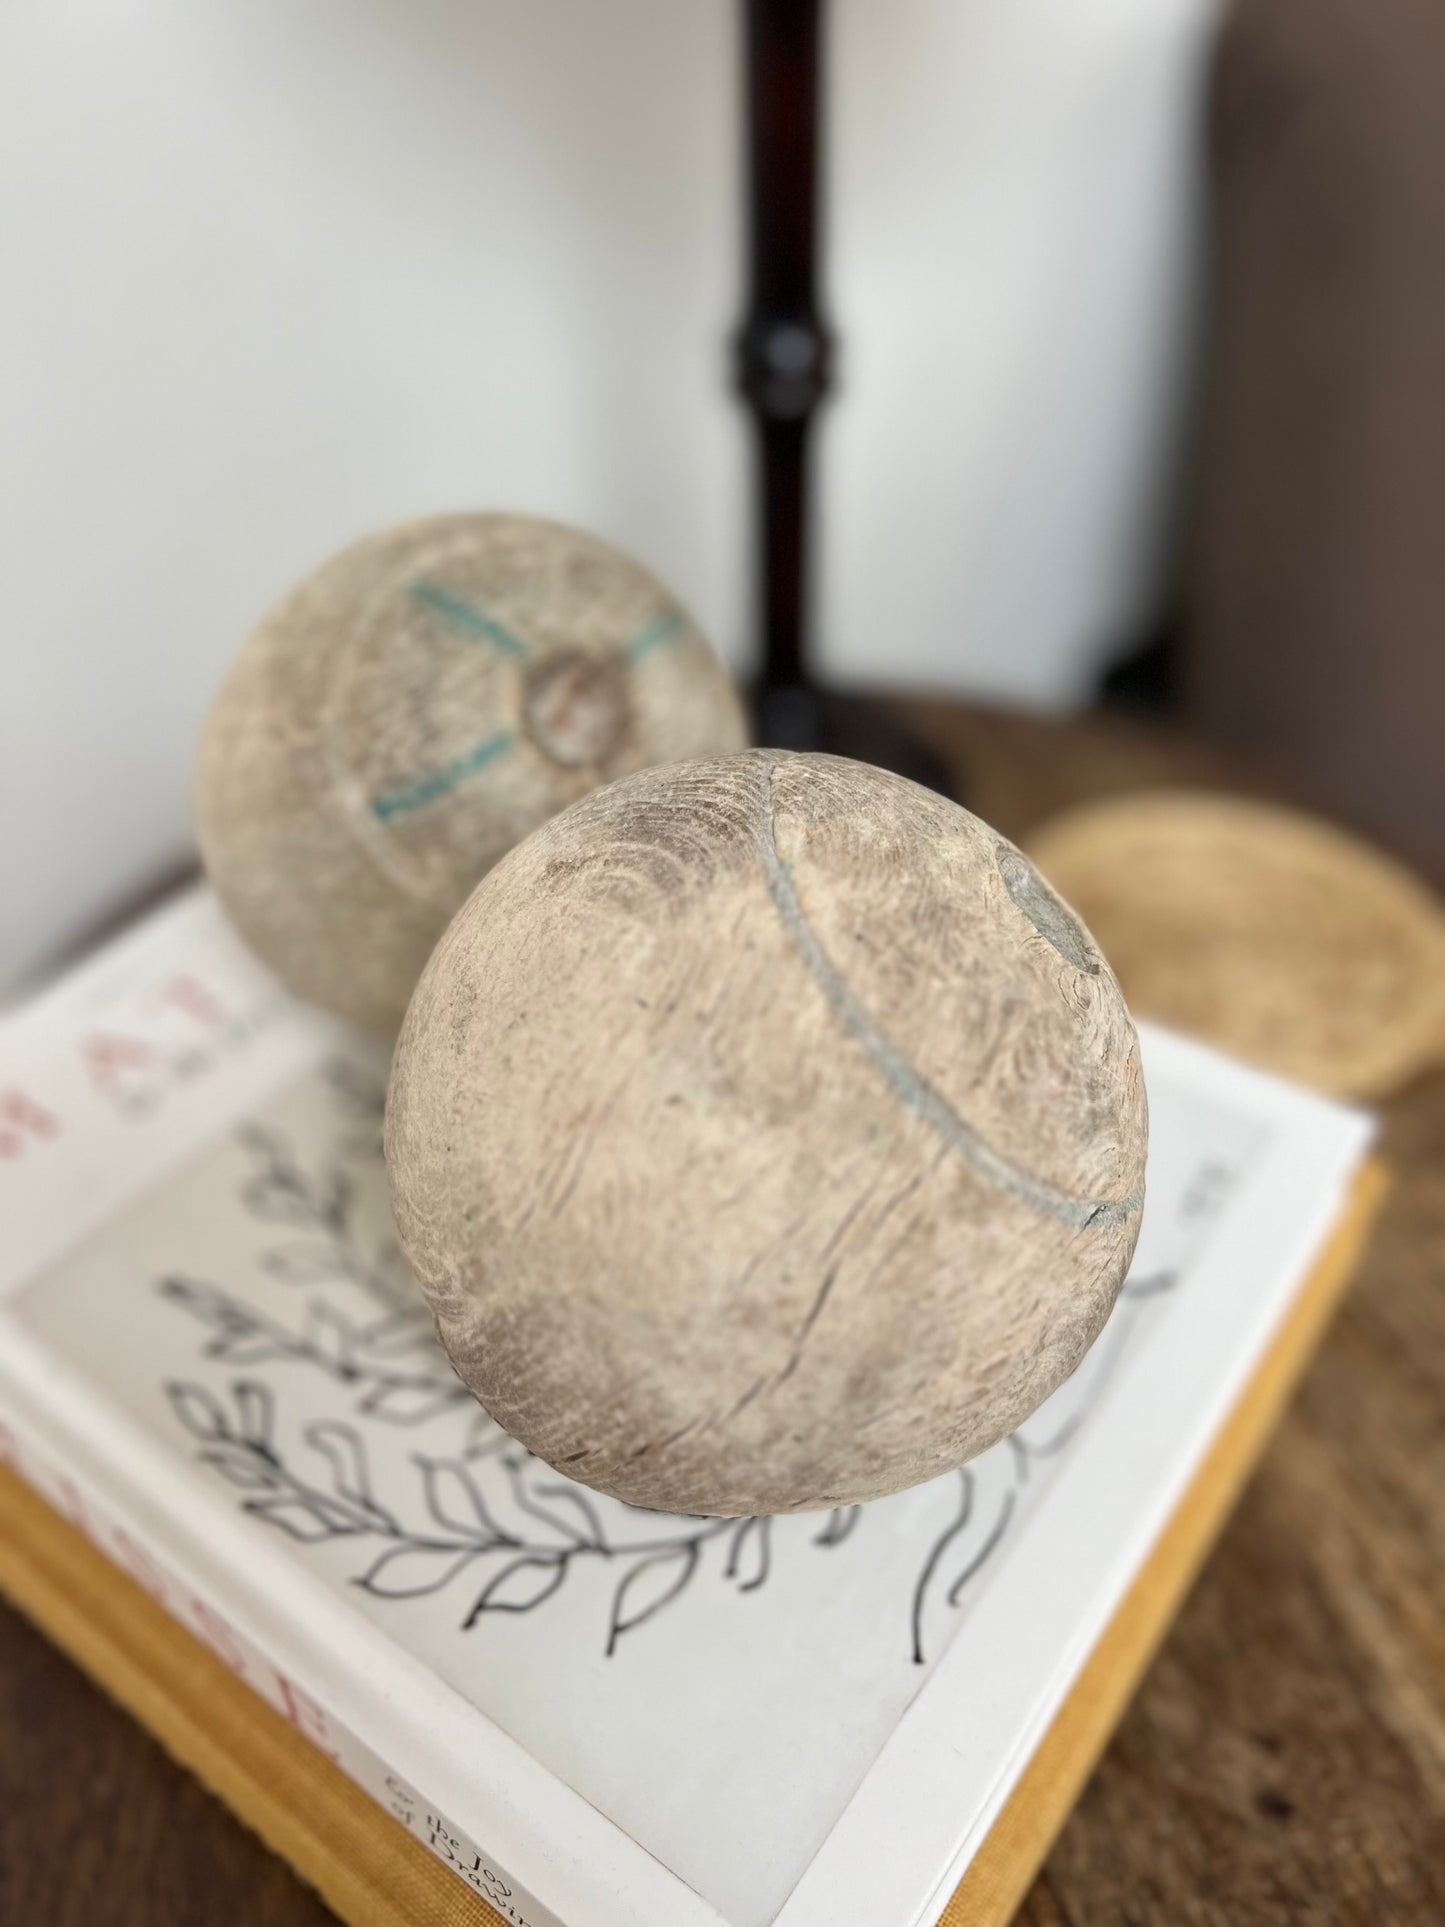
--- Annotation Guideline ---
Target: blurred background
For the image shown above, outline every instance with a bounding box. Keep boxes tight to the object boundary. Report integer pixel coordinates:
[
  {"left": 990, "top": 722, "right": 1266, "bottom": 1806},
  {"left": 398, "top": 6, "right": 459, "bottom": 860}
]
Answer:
[{"left": 2, "top": 0, "right": 1441, "bottom": 989}]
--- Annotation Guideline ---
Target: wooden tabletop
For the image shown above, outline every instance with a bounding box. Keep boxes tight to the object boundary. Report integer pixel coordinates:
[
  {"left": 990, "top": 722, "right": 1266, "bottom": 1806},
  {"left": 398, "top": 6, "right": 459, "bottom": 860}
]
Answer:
[{"left": 3, "top": 702, "right": 1442, "bottom": 1925}]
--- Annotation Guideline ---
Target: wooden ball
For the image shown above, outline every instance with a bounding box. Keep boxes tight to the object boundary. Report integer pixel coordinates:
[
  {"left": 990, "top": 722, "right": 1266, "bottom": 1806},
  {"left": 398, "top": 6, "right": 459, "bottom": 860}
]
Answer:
[
  {"left": 195, "top": 514, "right": 747, "bottom": 1031},
  {"left": 386, "top": 751, "right": 1147, "bottom": 1517}
]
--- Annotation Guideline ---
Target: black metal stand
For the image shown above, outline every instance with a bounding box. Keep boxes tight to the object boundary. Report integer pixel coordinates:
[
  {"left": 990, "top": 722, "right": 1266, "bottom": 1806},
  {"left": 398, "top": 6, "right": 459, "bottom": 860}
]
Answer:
[{"left": 735, "top": 0, "right": 952, "bottom": 795}]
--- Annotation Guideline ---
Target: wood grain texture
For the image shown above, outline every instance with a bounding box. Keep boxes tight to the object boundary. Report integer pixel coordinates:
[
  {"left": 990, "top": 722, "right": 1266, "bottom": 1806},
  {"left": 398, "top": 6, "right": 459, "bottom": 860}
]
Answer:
[
  {"left": 386, "top": 749, "right": 1145, "bottom": 1515},
  {"left": 1184, "top": 0, "right": 1445, "bottom": 886},
  {"left": 909, "top": 700, "right": 1445, "bottom": 1927},
  {"left": 0, "top": 1596, "right": 335, "bottom": 1927},
  {"left": 3, "top": 701, "right": 1440, "bottom": 1924},
  {"left": 196, "top": 515, "right": 746, "bottom": 1034}
]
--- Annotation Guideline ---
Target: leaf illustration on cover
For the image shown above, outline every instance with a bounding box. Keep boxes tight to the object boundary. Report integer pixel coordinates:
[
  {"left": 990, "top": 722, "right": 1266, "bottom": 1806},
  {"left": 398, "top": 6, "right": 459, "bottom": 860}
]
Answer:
[
  {"left": 234, "top": 1122, "right": 285, "bottom": 1161},
  {"left": 1121, "top": 1268, "right": 1178, "bottom": 1301},
  {"left": 200, "top": 1444, "right": 281, "bottom": 1492},
  {"left": 157, "top": 1275, "right": 225, "bottom": 1318},
  {"left": 238, "top": 1125, "right": 344, "bottom": 1231},
  {"left": 305, "top": 1419, "right": 389, "bottom": 1525},
  {"left": 242, "top": 1175, "right": 323, "bottom": 1229},
  {"left": 607, "top": 1544, "right": 700, "bottom": 1655},
  {"left": 495, "top": 1456, "right": 595, "bottom": 1550},
  {"left": 531, "top": 1482, "right": 606, "bottom": 1549},
  {"left": 416, "top": 1456, "right": 509, "bottom": 1542},
  {"left": 247, "top": 1495, "right": 363, "bottom": 1543},
  {"left": 357, "top": 1540, "right": 483, "bottom": 1599},
  {"left": 319, "top": 1054, "right": 389, "bottom": 1160},
  {"left": 725, "top": 1517, "right": 771, "bottom": 1592},
  {"left": 300, "top": 1301, "right": 357, "bottom": 1375},
  {"left": 946, "top": 1489, "right": 1016, "bottom": 1608},
  {"left": 1010, "top": 1410, "right": 1085, "bottom": 1472},
  {"left": 322, "top": 1056, "right": 388, "bottom": 1122},
  {"left": 367, "top": 1236, "right": 416, "bottom": 1302},
  {"left": 262, "top": 1242, "right": 350, "bottom": 1284},
  {"left": 465, "top": 1556, "right": 568, "bottom": 1624},
  {"left": 160, "top": 1279, "right": 296, "bottom": 1368},
  {"left": 233, "top": 1380, "right": 275, "bottom": 1451},
  {"left": 909, "top": 1471, "right": 973, "bottom": 1667},
  {"left": 212, "top": 1330, "right": 291, "bottom": 1368},
  {"left": 318, "top": 1168, "right": 352, "bottom": 1234},
  {"left": 166, "top": 1381, "right": 229, "bottom": 1442},
  {"left": 813, "top": 1505, "right": 861, "bottom": 1547}
]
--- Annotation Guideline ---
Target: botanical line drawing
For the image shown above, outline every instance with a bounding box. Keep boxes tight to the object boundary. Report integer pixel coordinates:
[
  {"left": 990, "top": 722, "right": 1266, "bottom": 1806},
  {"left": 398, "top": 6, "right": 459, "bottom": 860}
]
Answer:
[
  {"left": 165, "top": 1378, "right": 862, "bottom": 1656},
  {"left": 155, "top": 1058, "right": 1226, "bottom": 1664}
]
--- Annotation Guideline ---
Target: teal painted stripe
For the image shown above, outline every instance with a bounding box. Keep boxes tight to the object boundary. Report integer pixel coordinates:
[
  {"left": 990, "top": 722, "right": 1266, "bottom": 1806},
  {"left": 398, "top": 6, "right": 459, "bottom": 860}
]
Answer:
[
  {"left": 755, "top": 759, "right": 1141, "bottom": 1234},
  {"left": 410, "top": 581, "right": 531, "bottom": 661},
  {"left": 626, "top": 608, "right": 684, "bottom": 664},
  {"left": 370, "top": 729, "right": 518, "bottom": 823}
]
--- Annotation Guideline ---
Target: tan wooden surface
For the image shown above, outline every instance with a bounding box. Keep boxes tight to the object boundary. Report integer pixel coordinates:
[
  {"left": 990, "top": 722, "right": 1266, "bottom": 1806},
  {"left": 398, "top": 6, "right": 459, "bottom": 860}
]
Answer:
[
  {"left": 2, "top": 701, "right": 1441, "bottom": 1925},
  {"left": 907, "top": 701, "right": 1445, "bottom": 1926}
]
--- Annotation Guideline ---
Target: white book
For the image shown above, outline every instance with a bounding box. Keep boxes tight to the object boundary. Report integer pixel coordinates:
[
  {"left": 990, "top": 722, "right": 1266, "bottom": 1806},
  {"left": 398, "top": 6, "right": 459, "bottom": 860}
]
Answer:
[{"left": 0, "top": 887, "right": 1374, "bottom": 1927}]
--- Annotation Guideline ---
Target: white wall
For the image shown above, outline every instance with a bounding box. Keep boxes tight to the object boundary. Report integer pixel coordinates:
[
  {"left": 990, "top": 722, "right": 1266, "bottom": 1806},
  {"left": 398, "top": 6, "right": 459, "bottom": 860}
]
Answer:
[
  {"left": 0, "top": 0, "right": 1220, "bottom": 991},
  {"left": 825, "top": 0, "right": 1218, "bottom": 697}
]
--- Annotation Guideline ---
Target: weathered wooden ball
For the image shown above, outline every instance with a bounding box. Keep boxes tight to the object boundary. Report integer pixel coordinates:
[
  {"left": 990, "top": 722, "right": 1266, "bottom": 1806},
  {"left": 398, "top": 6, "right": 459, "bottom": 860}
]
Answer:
[
  {"left": 195, "top": 514, "right": 747, "bottom": 1032},
  {"left": 386, "top": 751, "right": 1147, "bottom": 1517}
]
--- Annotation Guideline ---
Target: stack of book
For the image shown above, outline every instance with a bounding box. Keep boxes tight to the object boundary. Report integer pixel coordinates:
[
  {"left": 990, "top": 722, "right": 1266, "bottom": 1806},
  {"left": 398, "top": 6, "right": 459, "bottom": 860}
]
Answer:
[{"left": 0, "top": 889, "right": 1381, "bottom": 1927}]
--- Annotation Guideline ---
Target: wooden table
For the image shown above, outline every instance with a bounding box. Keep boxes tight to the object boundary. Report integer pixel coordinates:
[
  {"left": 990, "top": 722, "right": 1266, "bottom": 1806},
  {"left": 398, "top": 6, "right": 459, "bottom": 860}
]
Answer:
[{"left": 3, "top": 704, "right": 1442, "bottom": 1925}]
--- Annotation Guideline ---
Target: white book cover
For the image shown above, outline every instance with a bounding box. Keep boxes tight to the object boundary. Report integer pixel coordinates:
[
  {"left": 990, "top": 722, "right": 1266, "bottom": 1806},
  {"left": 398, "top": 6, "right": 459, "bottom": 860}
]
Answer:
[{"left": 0, "top": 887, "right": 1374, "bottom": 1927}]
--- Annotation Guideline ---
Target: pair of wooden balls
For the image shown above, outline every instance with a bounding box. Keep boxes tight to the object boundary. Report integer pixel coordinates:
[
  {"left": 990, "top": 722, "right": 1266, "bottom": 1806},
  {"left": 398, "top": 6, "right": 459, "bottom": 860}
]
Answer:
[
  {"left": 198, "top": 518, "right": 1146, "bottom": 1517},
  {"left": 197, "top": 514, "right": 747, "bottom": 1032}
]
